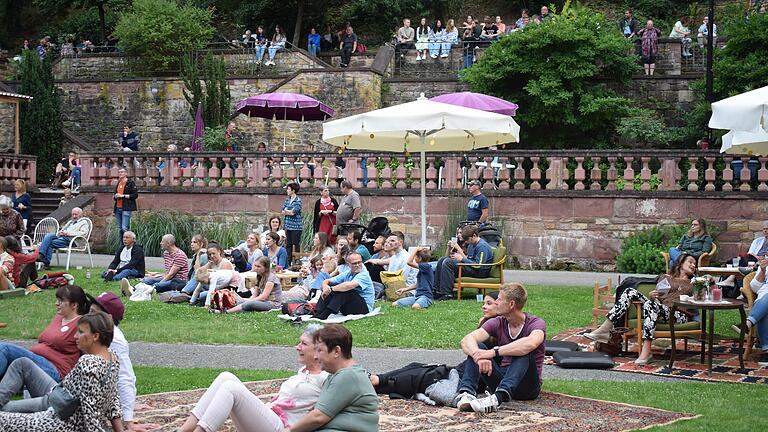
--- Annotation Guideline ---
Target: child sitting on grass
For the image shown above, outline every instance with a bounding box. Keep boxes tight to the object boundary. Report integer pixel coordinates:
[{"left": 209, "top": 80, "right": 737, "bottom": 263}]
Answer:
[{"left": 393, "top": 247, "right": 434, "bottom": 309}]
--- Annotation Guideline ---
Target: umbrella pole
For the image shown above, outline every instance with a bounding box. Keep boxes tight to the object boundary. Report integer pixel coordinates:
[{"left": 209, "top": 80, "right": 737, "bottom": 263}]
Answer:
[
  {"left": 283, "top": 107, "right": 287, "bottom": 151},
  {"left": 420, "top": 145, "right": 427, "bottom": 246}
]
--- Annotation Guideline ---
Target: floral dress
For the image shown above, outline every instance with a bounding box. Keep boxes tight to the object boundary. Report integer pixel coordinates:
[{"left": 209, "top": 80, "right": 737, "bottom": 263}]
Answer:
[{"left": 0, "top": 354, "right": 121, "bottom": 432}]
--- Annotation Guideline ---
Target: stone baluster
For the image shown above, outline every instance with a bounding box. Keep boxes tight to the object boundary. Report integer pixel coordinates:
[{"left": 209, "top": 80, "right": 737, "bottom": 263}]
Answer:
[
  {"left": 721, "top": 157, "right": 733, "bottom": 192},
  {"left": 194, "top": 157, "right": 207, "bottom": 188},
  {"left": 299, "top": 156, "right": 311, "bottom": 188},
  {"left": 380, "top": 162, "right": 393, "bottom": 188},
  {"left": 285, "top": 155, "right": 298, "bottom": 184},
  {"left": 410, "top": 154, "right": 422, "bottom": 190},
  {"left": 271, "top": 160, "right": 284, "bottom": 188},
  {"left": 622, "top": 156, "right": 634, "bottom": 191},
  {"left": 395, "top": 156, "right": 408, "bottom": 189},
  {"left": 686, "top": 157, "right": 699, "bottom": 191},
  {"left": 739, "top": 157, "right": 752, "bottom": 191},
  {"left": 482, "top": 155, "right": 494, "bottom": 189},
  {"left": 208, "top": 156, "right": 221, "bottom": 188},
  {"left": 606, "top": 157, "right": 617, "bottom": 191},
  {"left": 530, "top": 157, "right": 542, "bottom": 190},
  {"left": 220, "top": 157, "right": 233, "bottom": 186},
  {"left": 167, "top": 156, "right": 181, "bottom": 187},
  {"left": 657, "top": 158, "right": 680, "bottom": 191},
  {"left": 311, "top": 157, "right": 325, "bottom": 186},
  {"left": 181, "top": 157, "right": 193, "bottom": 187},
  {"left": 426, "top": 156, "right": 438, "bottom": 190},
  {"left": 514, "top": 157, "right": 525, "bottom": 190},
  {"left": 704, "top": 157, "right": 716, "bottom": 191},
  {"left": 366, "top": 161, "right": 378, "bottom": 188},
  {"left": 145, "top": 158, "right": 160, "bottom": 187},
  {"left": 640, "top": 157, "right": 651, "bottom": 191},
  {"left": 467, "top": 157, "right": 480, "bottom": 186},
  {"left": 545, "top": 157, "right": 565, "bottom": 190},
  {"left": 80, "top": 155, "right": 94, "bottom": 187},
  {"left": 589, "top": 158, "right": 602, "bottom": 190},
  {"left": 8, "top": 160, "right": 18, "bottom": 181},
  {"left": 134, "top": 157, "right": 148, "bottom": 187},
  {"left": 442, "top": 157, "right": 459, "bottom": 190},
  {"left": 574, "top": 157, "right": 585, "bottom": 190},
  {"left": 233, "top": 157, "right": 247, "bottom": 187},
  {"left": 95, "top": 157, "right": 108, "bottom": 186},
  {"left": 343, "top": 157, "right": 360, "bottom": 187},
  {"left": 758, "top": 157, "right": 768, "bottom": 192},
  {"left": 497, "top": 156, "right": 510, "bottom": 190}
]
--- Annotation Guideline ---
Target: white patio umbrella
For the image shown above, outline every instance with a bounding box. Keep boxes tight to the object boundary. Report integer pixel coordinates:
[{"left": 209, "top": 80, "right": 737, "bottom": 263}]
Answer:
[
  {"left": 710, "top": 85, "right": 768, "bottom": 155},
  {"left": 322, "top": 94, "right": 520, "bottom": 245},
  {"left": 719, "top": 129, "right": 768, "bottom": 156}
]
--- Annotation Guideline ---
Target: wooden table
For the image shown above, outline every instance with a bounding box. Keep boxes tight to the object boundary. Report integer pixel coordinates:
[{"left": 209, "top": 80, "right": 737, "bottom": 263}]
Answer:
[
  {"left": 697, "top": 266, "right": 745, "bottom": 278},
  {"left": 669, "top": 298, "right": 747, "bottom": 374}
]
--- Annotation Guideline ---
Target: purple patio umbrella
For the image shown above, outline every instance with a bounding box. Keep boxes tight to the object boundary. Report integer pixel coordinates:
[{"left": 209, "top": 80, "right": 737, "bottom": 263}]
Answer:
[
  {"left": 234, "top": 92, "right": 336, "bottom": 150},
  {"left": 430, "top": 92, "right": 518, "bottom": 116},
  {"left": 191, "top": 102, "right": 204, "bottom": 151}
]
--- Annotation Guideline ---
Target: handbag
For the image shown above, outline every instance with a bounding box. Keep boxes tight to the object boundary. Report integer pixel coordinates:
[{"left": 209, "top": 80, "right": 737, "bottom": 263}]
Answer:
[
  {"left": 594, "top": 327, "right": 629, "bottom": 357},
  {"left": 49, "top": 353, "right": 115, "bottom": 420},
  {"left": 48, "top": 384, "right": 80, "bottom": 420},
  {"left": 381, "top": 269, "right": 407, "bottom": 301}
]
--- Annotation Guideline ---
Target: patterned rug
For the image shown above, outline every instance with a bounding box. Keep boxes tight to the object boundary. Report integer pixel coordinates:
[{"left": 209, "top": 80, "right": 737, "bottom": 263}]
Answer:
[
  {"left": 135, "top": 379, "right": 696, "bottom": 431},
  {"left": 551, "top": 327, "right": 768, "bottom": 384}
]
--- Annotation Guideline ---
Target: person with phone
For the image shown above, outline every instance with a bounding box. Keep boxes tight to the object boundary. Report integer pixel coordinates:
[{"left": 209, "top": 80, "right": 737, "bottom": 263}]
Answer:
[{"left": 434, "top": 225, "right": 494, "bottom": 300}]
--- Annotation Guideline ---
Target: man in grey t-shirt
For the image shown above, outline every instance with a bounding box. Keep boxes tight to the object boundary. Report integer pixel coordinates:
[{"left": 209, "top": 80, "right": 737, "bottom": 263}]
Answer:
[{"left": 336, "top": 180, "right": 362, "bottom": 229}]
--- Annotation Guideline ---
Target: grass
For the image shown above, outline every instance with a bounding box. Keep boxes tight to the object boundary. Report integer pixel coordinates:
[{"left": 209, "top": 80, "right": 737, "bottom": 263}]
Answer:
[
  {"left": 0, "top": 268, "right": 747, "bottom": 349},
  {"left": 132, "top": 367, "right": 768, "bottom": 431}
]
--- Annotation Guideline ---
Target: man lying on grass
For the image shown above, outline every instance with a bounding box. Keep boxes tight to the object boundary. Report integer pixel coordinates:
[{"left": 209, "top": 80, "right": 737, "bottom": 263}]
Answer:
[{"left": 455, "top": 282, "right": 546, "bottom": 413}]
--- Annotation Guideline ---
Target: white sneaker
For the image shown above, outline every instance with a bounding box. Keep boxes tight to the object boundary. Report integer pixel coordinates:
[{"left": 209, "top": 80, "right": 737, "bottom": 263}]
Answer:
[
  {"left": 120, "top": 278, "right": 134, "bottom": 297},
  {"left": 470, "top": 393, "right": 500, "bottom": 413},
  {"left": 455, "top": 392, "right": 477, "bottom": 412},
  {"left": 416, "top": 54, "right": 422, "bottom": 61},
  {"left": 440, "top": 53, "right": 449, "bottom": 58}
]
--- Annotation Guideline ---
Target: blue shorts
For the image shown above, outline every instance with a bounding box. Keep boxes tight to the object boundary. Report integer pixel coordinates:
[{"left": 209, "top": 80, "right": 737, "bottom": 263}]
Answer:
[{"left": 394, "top": 294, "right": 433, "bottom": 309}]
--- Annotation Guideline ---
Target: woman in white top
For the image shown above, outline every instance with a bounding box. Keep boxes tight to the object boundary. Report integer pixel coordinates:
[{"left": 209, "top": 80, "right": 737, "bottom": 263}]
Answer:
[
  {"left": 442, "top": 19, "right": 459, "bottom": 58},
  {"left": 235, "top": 232, "right": 264, "bottom": 268},
  {"left": 669, "top": 16, "right": 692, "bottom": 57},
  {"left": 415, "top": 17, "right": 431, "bottom": 60},
  {"left": 308, "top": 232, "right": 335, "bottom": 262},
  {"left": 261, "top": 216, "right": 286, "bottom": 247},
  {"left": 180, "top": 325, "right": 328, "bottom": 432},
  {"left": 266, "top": 25, "right": 287, "bottom": 65}
]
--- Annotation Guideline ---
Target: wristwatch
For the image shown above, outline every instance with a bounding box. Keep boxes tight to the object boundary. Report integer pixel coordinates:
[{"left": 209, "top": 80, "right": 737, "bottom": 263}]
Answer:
[{"left": 493, "top": 346, "right": 500, "bottom": 357}]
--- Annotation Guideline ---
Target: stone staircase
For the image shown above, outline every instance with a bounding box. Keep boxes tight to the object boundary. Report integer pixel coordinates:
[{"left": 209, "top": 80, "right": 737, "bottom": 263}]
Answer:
[{"left": 30, "top": 189, "right": 68, "bottom": 226}]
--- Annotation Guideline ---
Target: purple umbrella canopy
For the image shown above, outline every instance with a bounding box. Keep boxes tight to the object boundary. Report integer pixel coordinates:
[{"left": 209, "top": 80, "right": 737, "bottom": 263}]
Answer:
[
  {"left": 191, "top": 102, "right": 204, "bottom": 151},
  {"left": 430, "top": 92, "right": 518, "bottom": 116},
  {"left": 234, "top": 92, "right": 335, "bottom": 121}
]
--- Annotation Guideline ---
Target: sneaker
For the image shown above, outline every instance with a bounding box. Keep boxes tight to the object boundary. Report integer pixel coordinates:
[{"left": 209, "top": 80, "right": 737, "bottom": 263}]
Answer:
[
  {"left": 470, "top": 393, "right": 499, "bottom": 413},
  {"left": 716, "top": 280, "right": 735, "bottom": 287},
  {"left": 120, "top": 278, "right": 134, "bottom": 297},
  {"left": 440, "top": 53, "right": 449, "bottom": 58},
  {"left": 430, "top": 55, "right": 438, "bottom": 59},
  {"left": 455, "top": 392, "right": 477, "bottom": 412},
  {"left": 416, "top": 54, "right": 422, "bottom": 61},
  {"left": 758, "top": 353, "right": 768, "bottom": 367}
]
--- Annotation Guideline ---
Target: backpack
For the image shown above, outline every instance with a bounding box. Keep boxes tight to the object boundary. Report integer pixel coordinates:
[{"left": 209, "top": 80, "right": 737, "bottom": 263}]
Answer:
[
  {"left": 209, "top": 289, "right": 237, "bottom": 312},
  {"left": 34, "top": 273, "right": 73, "bottom": 290},
  {"left": 230, "top": 249, "right": 249, "bottom": 273},
  {"left": 282, "top": 300, "right": 316, "bottom": 317},
  {"left": 374, "top": 362, "right": 452, "bottom": 399},
  {"left": 356, "top": 42, "right": 368, "bottom": 54}
]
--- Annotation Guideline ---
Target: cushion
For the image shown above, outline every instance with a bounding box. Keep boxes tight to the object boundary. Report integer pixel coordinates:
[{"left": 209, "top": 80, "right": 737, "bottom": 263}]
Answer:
[
  {"left": 545, "top": 340, "right": 580, "bottom": 355},
  {"left": 553, "top": 351, "right": 614, "bottom": 369},
  {"left": 489, "top": 246, "right": 506, "bottom": 279},
  {"left": 626, "top": 319, "right": 701, "bottom": 332},
  {"left": 457, "top": 276, "right": 501, "bottom": 285}
]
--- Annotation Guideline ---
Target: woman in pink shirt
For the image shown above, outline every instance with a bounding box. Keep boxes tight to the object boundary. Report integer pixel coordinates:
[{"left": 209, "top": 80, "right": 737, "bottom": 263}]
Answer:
[{"left": 0, "top": 285, "right": 89, "bottom": 382}]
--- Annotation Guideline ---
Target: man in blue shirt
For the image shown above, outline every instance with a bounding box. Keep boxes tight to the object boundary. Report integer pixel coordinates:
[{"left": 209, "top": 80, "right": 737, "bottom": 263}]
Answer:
[
  {"left": 466, "top": 180, "right": 489, "bottom": 223},
  {"left": 696, "top": 16, "right": 717, "bottom": 49},
  {"left": 434, "top": 225, "right": 495, "bottom": 299},
  {"left": 313, "top": 252, "right": 374, "bottom": 319}
]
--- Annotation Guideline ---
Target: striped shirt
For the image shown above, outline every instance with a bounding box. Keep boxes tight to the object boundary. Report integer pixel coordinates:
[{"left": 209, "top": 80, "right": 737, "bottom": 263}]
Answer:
[
  {"left": 283, "top": 196, "right": 303, "bottom": 231},
  {"left": 163, "top": 247, "right": 189, "bottom": 281}
]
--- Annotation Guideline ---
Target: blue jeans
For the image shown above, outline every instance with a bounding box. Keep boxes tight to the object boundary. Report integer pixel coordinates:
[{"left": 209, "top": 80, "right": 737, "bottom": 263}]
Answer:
[
  {"left": 308, "top": 43, "right": 319, "bottom": 57},
  {"left": 0, "top": 343, "right": 61, "bottom": 382},
  {"left": 394, "top": 294, "right": 433, "bottom": 309},
  {"left": 39, "top": 234, "right": 72, "bottom": 264},
  {"left": 441, "top": 42, "right": 454, "bottom": 55},
  {"left": 748, "top": 294, "right": 768, "bottom": 350},
  {"left": 115, "top": 208, "right": 132, "bottom": 238},
  {"left": 458, "top": 342, "right": 540, "bottom": 401},
  {"left": 428, "top": 42, "right": 440, "bottom": 57},
  {"left": 255, "top": 45, "right": 266, "bottom": 62},
  {"left": 268, "top": 43, "right": 284, "bottom": 60},
  {"left": 68, "top": 166, "right": 81, "bottom": 188},
  {"left": 142, "top": 277, "right": 187, "bottom": 293},
  {"left": 0, "top": 357, "right": 58, "bottom": 412},
  {"left": 102, "top": 268, "right": 140, "bottom": 282}
]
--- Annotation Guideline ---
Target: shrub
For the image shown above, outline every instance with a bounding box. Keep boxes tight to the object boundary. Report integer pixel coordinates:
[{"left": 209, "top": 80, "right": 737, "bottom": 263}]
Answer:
[
  {"left": 615, "top": 224, "right": 689, "bottom": 274},
  {"left": 114, "top": 0, "right": 214, "bottom": 71},
  {"left": 615, "top": 108, "right": 684, "bottom": 148},
  {"left": 461, "top": 5, "right": 638, "bottom": 148}
]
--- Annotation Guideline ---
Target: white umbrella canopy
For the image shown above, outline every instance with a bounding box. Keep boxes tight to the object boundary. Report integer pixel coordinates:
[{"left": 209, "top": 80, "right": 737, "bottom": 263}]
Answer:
[
  {"left": 709, "top": 85, "right": 768, "bottom": 134},
  {"left": 720, "top": 129, "right": 768, "bottom": 156},
  {"left": 323, "top": 94, "right": 521, "bottom": 244}
]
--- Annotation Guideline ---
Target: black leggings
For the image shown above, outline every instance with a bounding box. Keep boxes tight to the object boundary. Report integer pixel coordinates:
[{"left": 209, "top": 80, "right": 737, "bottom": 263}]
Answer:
[
  {"left": 284, "top": 230, "right": 302, "bottom": 266},
  {"left": 312, "top": 289, "right": 368, "bottom": 320}
]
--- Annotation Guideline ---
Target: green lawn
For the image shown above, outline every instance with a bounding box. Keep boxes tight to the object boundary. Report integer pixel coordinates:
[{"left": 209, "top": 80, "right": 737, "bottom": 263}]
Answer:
[
  {"left": 133, "top": 367, "right": 768, "bottom": 431},
  {"left": 0, "top": 268, "right": 746, "bottom": 348}
]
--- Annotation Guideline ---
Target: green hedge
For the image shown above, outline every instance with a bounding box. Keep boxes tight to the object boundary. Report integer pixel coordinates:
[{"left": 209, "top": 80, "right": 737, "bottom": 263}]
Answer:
[{"left": 616, "top": 224, "right": 689, "bottom": 274}]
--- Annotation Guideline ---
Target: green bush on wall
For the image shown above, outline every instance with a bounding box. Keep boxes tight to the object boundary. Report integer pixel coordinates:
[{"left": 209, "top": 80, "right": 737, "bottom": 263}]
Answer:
[{"left": 616, "top": 224, "right": 689, "bottom": 274}]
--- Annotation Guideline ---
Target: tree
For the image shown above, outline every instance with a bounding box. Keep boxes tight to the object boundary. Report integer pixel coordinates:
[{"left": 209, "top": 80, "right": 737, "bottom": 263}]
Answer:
[
  {"left": 18, "top": 51, "right": 62, "bottom": 183},
  {"left": 33, "top": 0, "right": 129, "bottom": 44},
  {"left": 182, "top": 51, "right": 231, "bottom": 128},
  {"left": 461, "top": 5, "right": 639, "bottom": 148},
  {"left": 114, "top": 0, "right": 214, "bottom": 71}
]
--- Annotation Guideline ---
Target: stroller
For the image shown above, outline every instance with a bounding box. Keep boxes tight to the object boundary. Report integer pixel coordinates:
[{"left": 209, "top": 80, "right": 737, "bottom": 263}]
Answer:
[
  {"left": 338, "top": 216, "right": 391, "bottom": 254},
  {"left": 456, "top": 220, "right": 503, "bottom": 248}
]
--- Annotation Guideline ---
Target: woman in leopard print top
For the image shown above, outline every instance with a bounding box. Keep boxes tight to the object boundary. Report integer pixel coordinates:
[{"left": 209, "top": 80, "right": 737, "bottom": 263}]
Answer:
[{"left": 0, "top": 312, "right": 122, "bottom": 432}]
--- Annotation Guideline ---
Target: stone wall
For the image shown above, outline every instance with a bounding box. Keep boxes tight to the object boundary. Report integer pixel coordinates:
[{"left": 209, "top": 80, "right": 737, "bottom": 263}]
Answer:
[
  {"left": 0, "top": 101, "right": 15, "bottom": 153},
  {"left": 608, "top": 76, "right": 697, "bottom": 127},
  {"left": 57, "top": 69, "right": 382, "bottom": 152},
  {"left": 84, "top": 190, "right": 765, "bottom": 270},
  {"left": 382, "top": 78, "right": 470, "bottom": 106}
]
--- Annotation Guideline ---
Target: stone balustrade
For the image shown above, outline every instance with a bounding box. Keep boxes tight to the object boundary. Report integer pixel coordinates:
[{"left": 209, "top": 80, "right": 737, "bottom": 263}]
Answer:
[
  {"left": 0, "top": 155, "right": 36, "bottom": 188},
  {"left": 78, "top": 150, "right": 767, "bottom": 195}
]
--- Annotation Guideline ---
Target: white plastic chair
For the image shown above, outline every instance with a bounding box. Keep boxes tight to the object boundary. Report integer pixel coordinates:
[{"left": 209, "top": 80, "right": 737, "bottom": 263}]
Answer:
[
  {"left": 54, "top": 217, "right": 94, "bottom": 270},
  {"left": 21, "top": 217, "right": 60, "bottom": 252}
]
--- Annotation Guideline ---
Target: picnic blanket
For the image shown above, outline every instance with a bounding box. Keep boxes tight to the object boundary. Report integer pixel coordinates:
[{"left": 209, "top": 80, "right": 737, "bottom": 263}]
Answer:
[
  {"left": 552, "top": 327, "right": 768, "bottom": 384},
  {"left": 278, "top": 306, "right": 382, "bottom": 323},
  {"left": 134, "top": 379, "right": 698, "bottom": 431}
]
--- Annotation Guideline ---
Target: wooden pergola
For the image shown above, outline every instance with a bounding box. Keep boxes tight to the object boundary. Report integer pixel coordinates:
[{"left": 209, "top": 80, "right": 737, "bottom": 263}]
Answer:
[{"left": 0, "top": 91, "right": 33, "bottom": 154}]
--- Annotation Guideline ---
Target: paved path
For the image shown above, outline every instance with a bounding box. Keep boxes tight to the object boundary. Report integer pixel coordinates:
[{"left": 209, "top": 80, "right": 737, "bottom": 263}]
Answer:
[
  {"left": 65, "top": 254, "right": 654, "bottom": 287},
  {"left": 12, "top": 340, "right": 683, "bottom": 383}
]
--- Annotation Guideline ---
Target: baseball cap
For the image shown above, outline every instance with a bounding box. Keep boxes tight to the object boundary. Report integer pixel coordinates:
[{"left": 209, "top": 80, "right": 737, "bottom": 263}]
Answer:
[
  {"left": 92, "top": 292, "right": 125, "bottom": 322},
  {"left": 468, "top": 180, "right": 482, "bottom": 187}
]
